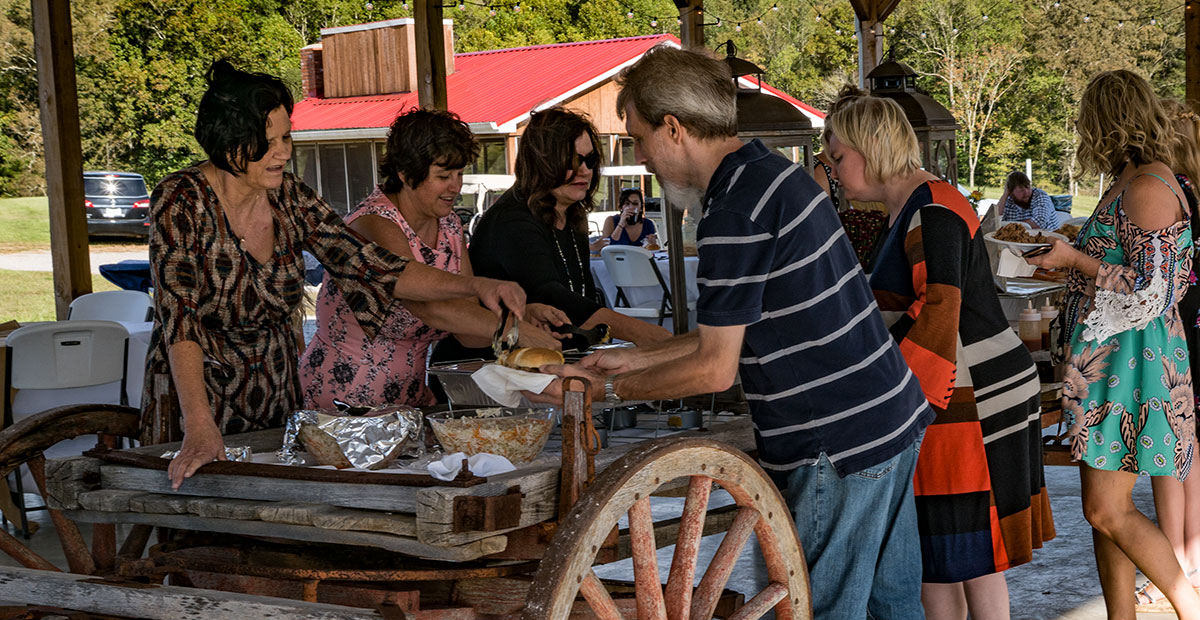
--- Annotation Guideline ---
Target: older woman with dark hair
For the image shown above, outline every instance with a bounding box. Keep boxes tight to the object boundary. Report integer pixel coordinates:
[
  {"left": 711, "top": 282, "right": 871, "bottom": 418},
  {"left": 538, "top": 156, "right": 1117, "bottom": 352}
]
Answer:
[
  {"left": 457, "top": 107, "right": 670, "bottom": 349},
  {"left": 299, "top": 108, "right": 565, "bottom": 409},
  {"left": 145, "top": 61, "right": 523, "bottom": 489}
]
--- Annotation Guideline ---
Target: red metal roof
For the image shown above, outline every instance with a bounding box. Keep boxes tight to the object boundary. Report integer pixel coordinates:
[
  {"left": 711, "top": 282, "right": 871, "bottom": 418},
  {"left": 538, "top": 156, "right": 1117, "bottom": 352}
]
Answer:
[
  {"left": 291, "top": 33, "right": 821, "bottom": 133},
  {"left": 292, "top": 34, "right": 678, "bottom": 132}
]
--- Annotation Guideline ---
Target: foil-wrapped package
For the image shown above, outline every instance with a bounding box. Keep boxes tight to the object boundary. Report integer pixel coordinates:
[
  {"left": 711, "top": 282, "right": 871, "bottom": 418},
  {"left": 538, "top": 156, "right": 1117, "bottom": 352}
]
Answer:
[
  {"left": 278, "top": 405, "right": 424, "bottom": 469},
  {"left": 161, "top": 446, "right": 252, "bottom": 462}
]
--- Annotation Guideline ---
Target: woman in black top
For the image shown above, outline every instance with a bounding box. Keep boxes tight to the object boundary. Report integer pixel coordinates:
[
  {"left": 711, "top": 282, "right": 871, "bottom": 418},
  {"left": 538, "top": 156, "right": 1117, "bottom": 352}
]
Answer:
[{"left": 464, "top": 108, "right": 671, "bottom": 347}]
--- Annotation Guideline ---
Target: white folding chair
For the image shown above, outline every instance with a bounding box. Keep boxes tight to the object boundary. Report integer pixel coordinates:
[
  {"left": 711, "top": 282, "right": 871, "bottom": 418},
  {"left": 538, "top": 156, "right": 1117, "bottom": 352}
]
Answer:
[
  {"left": 3, "top": 321, "right": 129, "bottom": 536},
  {"left": 600, "top": 245, "right": 673, "bottom": 325},
  {"left": 67, "top": 290, "right": 153, "bottom": 322}
]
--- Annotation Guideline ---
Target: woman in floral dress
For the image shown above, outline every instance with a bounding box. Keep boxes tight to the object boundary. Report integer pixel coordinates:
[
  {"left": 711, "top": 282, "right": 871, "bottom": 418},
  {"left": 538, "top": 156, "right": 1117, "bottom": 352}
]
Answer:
[
  {"left": 1026, "top": 69, "right": 1200, "bottom": 619},
  {"left": 299, "top": 109, "right": 564, "bottom": 408}
]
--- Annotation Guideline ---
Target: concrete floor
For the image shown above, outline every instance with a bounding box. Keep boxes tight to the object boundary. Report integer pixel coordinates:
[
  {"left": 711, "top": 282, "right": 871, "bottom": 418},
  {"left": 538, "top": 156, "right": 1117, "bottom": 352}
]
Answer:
[{"left": 0, "top": 464, "right": 1181, "bottom": 618}]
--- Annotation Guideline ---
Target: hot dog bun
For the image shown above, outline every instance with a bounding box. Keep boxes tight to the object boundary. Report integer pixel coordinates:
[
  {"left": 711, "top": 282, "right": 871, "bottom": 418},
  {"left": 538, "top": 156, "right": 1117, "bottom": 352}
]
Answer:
[{"left": 499, "top": 347, "right": 565, "bottom": 372}]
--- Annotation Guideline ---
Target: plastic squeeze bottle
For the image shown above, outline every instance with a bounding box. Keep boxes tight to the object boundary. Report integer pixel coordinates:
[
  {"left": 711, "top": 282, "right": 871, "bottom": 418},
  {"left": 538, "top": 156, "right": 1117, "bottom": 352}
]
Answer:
[
  {"left": 1019, "top": 301, "right": 1042, "bottom": 352},
  {"left": 1039, "top": 303, "right": 1059, "bottom": 351}
]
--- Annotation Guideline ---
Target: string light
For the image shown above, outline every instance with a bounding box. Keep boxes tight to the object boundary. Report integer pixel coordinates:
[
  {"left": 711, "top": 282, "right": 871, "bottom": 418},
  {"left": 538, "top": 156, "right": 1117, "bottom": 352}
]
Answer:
[
  {"left": 364, "top": 1, "right": 373, "bottom": 9},
  {"left": 650, "top": 18, "right": 658, "bottom": 27},
  {"left": 626, "top": 9, "right": 634, "bottom": 19}
]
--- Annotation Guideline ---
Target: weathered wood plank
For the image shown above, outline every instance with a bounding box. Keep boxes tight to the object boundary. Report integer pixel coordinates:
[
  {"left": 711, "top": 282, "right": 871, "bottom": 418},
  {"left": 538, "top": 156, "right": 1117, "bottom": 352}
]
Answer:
[
  {"left": 415, "top": 417, "right": 754, "bottom": 547},
  {"left": 43, "top": 455, "right": 101, "bottom": 510},
  {"left": 0, "top": 564, "right": 382, "bottom": 619},
  {"left": 99, "top": 465, "right": 420, "bottom": 512},
  {"left": 76, "top": 489, "right": 141, "bottom": 513},
  {"left": 64, "top": 510, "right": 504, "bottom": 562},
  {"left": 129, "top": 493, "right": 192, "bottom": 515},
  {"left": 187, "top": 497, "right": 262, "bottom": 521}
]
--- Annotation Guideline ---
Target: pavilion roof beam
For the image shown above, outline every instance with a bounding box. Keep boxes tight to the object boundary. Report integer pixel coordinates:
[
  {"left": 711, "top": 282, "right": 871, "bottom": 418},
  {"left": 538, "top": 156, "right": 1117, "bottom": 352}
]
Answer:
[{"left": 414, "top": 0, "right": 449, "bottom": 111}]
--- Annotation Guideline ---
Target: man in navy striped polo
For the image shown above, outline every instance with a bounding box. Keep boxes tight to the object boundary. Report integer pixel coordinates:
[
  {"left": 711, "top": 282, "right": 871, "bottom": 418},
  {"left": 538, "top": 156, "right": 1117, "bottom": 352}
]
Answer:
[{"left": 539, "top": 45, "right": 935, "bottom": 619}]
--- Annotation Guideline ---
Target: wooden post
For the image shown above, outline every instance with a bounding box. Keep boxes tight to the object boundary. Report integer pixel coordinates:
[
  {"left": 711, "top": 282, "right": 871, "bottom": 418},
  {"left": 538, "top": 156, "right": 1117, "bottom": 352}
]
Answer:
[
  {"left": 414, "top": 0, "right": 448, "bottom": 111},
  {"left": 677, "top": 0, "right": 704, "bottom": 50},
  {"left": 32, "top": 0, "right": 91, "bottom": 319},
  {"left": 1188, "top": 1, "right": 1200, "bottom": 111},
  {"left": 857, "top": 19, "right": 884, "bottom": 87}
]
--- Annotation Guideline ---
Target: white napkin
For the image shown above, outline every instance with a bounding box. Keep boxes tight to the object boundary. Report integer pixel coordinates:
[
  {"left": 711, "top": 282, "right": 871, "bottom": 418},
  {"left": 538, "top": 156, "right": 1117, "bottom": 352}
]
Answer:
[
  {"left": 471, "top": 363, "right": 556, "bottom": 407},
  {"left": 996, "top": 248, "right": 1038, "bottom": 278},
  {"left": 427, "top": 451, "right": 517, "bottom": 481}
]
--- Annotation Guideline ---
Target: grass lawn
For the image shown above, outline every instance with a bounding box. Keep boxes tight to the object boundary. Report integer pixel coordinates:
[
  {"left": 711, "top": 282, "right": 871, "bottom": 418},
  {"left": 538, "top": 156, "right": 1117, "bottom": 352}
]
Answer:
[
  {"left": 0, "top": 269, "right": 119, "bottom": 323},
  {"left": 0, "top": 196, "right": 51, "bottom": 250},
  {"left": 0, "top": 196, "right": 146, "bottom": 253}
]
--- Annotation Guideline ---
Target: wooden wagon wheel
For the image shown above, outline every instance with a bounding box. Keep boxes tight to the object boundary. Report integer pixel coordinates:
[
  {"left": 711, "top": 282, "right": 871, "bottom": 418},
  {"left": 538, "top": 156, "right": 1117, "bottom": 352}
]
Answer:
[
  {"left": 0, "top": 404, "right": 142, "bottom": 576},
  {"left": 524, "top": 437, "right": 811, "bottom": 620}
]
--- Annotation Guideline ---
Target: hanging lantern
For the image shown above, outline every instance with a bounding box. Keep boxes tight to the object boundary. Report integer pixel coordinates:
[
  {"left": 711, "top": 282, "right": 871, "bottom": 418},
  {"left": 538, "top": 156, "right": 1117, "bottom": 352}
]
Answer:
[
  {"left": 866, "top": 58, "right": 960, "bottom": 184},
  {"left": 720, "top": 40, "right": 818, "bottom": 170}
]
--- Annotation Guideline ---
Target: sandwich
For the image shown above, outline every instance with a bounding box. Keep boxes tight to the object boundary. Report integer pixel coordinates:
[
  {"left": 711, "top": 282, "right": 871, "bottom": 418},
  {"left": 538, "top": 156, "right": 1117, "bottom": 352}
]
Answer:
[{"left": 498, "top": 347, "right": 565, "bottom": 372}]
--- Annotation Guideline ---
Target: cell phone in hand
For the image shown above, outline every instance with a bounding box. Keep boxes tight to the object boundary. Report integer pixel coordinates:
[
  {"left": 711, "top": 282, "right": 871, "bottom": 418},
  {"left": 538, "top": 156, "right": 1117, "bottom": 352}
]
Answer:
[{"left": 1022, "top": 244, "right": 1053, "bottom": 258}]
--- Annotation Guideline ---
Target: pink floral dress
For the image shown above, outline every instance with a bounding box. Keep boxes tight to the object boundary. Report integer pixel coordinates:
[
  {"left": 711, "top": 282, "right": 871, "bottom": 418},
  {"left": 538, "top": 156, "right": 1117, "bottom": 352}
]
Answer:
[{"left": 299, "top": 188, "right": 462, "bottom": 408}]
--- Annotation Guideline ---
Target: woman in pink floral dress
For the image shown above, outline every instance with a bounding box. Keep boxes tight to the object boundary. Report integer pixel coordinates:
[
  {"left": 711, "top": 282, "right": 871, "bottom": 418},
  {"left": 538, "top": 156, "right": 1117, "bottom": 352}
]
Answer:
[{"left": 300, "top": 109, "right": 565, "bottom": 408}]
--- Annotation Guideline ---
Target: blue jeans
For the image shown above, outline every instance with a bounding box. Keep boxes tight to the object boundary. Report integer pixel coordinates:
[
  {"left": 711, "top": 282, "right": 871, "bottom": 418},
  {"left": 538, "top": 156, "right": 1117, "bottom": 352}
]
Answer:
[{"left": 786, "top": 437, "right": 924, "bottom": 620}]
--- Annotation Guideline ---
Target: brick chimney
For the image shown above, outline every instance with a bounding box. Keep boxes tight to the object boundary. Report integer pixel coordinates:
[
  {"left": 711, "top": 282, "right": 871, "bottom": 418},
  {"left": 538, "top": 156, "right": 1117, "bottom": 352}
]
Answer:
[
  {"left": 300, "top": 43, "right": 324, "bottom": 99},
  {"left": 316, "top": 18, "right": 455, "bottom": 98}
]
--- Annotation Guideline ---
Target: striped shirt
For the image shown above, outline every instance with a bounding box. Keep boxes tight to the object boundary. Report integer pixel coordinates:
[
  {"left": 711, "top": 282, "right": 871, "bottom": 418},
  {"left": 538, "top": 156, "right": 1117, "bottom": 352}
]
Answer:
[{"left": 696, "top": 140, "right": 933, "bottom": 479}]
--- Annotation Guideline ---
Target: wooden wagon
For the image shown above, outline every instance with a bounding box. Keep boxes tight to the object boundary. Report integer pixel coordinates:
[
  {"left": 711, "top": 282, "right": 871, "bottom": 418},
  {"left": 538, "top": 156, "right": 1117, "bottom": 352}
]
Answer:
[{"left": 0, "top": 380, "right": 811, "bottom": 619}]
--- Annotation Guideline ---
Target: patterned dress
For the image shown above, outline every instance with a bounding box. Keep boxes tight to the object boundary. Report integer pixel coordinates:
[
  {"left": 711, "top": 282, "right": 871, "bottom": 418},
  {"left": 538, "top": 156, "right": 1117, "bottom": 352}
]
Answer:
[
  {"left": 300, "top": 188, "right": 461, "bottom": 408},
  {"left": 871, "top": 180, "right": 1054, "bottom": 583},
  {"left": 1062, "top": 173, "right": 1195, "bottom": 479},
  {"left": 141, "top": 168, "right": 408, "bottom": 444}
]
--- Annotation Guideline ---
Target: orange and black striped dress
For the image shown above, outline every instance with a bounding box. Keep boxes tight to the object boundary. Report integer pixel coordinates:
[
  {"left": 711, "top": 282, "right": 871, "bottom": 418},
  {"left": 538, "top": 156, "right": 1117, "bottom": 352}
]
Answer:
[{"left": 869, "top": 180, "right": 1055, "bottom": 583}]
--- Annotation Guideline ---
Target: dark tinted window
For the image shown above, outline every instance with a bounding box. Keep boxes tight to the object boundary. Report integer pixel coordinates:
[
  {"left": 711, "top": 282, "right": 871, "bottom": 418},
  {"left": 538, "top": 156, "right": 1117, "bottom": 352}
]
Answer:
[{"left": 84, "top": 177, "right": 147, "bottom": 197}]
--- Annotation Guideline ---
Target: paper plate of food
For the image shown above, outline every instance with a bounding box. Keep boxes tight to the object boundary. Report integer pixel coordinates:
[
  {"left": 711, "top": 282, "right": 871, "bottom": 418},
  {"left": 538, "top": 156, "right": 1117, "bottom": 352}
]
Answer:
[
  {"left": 984, "top": 222, "right": 1069, "bottom": 253},
  {"left": 1053, "top": 216, "right": 1088, "bottom": 243}
]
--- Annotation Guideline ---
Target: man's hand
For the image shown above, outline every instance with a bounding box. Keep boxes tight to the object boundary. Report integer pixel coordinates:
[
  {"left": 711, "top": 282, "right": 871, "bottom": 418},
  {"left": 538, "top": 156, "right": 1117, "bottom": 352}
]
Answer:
[
  {"left": 524, "top": 362, "right": 607, "bottom": 404},
  {"left": 473, "top": 278, "right": 526, "bottom": 320},
  {"left": 167, "top": 424, "right": 226, "bottom": 490},
  {"left": 578, "top": 348, "right": 641, "bottom": 375}
]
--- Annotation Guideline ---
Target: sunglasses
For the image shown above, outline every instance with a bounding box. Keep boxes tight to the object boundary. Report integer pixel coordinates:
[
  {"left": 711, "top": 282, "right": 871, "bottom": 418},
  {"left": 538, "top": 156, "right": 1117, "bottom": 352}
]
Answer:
[{"left": 572, "top": 150, "right": 601, "bottom": 171}]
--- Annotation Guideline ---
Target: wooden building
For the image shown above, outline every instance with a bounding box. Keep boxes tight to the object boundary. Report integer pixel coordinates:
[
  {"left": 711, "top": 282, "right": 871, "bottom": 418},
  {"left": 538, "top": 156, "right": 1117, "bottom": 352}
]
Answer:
[{"left": 289, "top": 19, "right": 824, "bottom": 214}]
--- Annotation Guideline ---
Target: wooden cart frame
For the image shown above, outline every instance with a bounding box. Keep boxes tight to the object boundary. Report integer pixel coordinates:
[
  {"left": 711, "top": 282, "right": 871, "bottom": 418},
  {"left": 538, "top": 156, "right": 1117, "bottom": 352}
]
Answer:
[{"left": 0, "top": 380, "right": 811, "bottom": 619}]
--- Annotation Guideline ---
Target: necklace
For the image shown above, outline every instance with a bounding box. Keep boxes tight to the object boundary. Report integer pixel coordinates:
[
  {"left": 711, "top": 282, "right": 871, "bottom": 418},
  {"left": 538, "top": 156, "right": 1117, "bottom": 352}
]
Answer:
[{"left": 551, "top": 228, "right": 586, "bottom": 296}]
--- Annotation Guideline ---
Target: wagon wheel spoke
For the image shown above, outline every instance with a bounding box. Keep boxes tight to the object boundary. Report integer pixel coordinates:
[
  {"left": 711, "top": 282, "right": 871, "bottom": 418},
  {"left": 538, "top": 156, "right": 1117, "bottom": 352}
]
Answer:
[
  {"left": 753, "top": 511, "right": 799, "bottom": 620},
  {"left": 664, "top": 475, "right": 711, "bottom": 620},
  {"left": 690, "top": 506, "right": 760, "bottom": 620},
  {"left": 726, "top": 582, "right": 790, "bottom": 620},
  {"left": 628, "top": 495, "right": 668, "bottom": 620},
  {"left": 580, "top": 570, "right": 626, "bottom": 620}
]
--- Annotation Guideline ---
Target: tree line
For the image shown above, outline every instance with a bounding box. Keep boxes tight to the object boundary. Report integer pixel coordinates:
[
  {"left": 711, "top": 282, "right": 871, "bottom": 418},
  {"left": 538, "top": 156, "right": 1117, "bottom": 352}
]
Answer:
[{"left": 0, "top": 0, "right": 1185, "bottom": 197}]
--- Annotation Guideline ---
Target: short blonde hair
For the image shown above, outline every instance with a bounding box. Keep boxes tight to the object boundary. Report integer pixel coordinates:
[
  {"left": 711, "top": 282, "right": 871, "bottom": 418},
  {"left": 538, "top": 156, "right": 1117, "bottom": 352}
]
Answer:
[
  {"left": 822, "top": 91, "right": 922, "bottom": 183},
  {"left": 1076, "top": 70, "right": 1176, "bottom": 175},
  {"left": 1161, "top": 98, "right": 1200, "bottom": 184}
]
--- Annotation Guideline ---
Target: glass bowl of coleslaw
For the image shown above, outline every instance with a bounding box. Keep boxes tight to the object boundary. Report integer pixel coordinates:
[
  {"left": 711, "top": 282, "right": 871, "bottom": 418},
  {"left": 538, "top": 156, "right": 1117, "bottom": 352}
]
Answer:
[{"left": 426, "top": 407, "right": 556, "bottom": 464}]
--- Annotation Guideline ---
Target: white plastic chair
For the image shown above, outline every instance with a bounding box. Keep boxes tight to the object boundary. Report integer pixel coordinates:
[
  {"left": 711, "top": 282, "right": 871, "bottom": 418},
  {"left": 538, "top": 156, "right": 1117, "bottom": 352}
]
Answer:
[
  {"left": 600, "top": 245, "right": 673, "bottom": 325},
  {"left": 3, "top": 321, "right": 129, "bottom": 535},
  {"left": 67, "top": 290, "right": 153, "bottom": 322}
]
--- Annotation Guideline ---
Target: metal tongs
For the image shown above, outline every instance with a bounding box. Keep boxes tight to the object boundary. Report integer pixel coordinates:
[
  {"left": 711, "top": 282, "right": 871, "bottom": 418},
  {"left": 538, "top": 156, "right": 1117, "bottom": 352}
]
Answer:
[{"left": 491, "top": 306, "right": 520, "bottom": 359}]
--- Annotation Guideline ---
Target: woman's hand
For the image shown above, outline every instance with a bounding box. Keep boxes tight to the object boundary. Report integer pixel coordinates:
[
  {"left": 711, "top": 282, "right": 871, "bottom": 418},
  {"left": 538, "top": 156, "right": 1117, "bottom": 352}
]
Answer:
[
  {"left": 167, "top": 421, "right": 226, "bottom": 490},
  {"left": 517, "top": 323, "right": 564, "bottom": 350},
  {"left": 472, "top": 277, "right": 526, "bottom": 319},
  {"left": 526, "top": 303, "right": 569, "bottom": 331},
  {"left": 1024, "top": 238, "right": 1081, "bottom": 271}
]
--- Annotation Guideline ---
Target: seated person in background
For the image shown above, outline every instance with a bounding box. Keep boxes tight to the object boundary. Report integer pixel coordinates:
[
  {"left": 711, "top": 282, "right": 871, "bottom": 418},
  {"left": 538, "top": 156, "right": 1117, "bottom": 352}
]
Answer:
[
  {"left": 299, "top": 108, "right": 565, "bottom": 409},
  {"left": 439, "top": 106, "right": 672, "bottom": 364},
  {"left": 998, "top": 171, "right": 1058, "bottom": 230},
  {"left": 592, "top": 188, "right": 658, "bottom": 250}
]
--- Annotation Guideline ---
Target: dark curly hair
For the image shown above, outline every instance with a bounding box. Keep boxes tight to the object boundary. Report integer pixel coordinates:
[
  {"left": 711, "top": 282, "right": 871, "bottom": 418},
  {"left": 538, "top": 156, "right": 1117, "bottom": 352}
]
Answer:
[
  {"left": 379, "top": 108, "right": 479, "bottom": 193},
  {"left": 194, "top": 59, "right": 294, "bottom": 176},
  {"left": 618, "top": 187, "right": 645, "bottom": 223},
  {"left": 514, "top": 107, "right": 603, "bottom": 233}
]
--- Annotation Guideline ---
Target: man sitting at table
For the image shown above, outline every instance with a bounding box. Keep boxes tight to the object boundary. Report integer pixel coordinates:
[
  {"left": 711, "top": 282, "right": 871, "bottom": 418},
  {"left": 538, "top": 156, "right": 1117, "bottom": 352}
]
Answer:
[
  {"left": 998, "top": 171, "right": 1058, "bottom": 230},
  {"left": 534, "top": 45, "right": 933, "bottom": 620}
]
